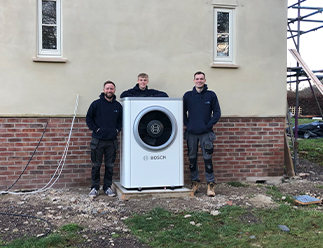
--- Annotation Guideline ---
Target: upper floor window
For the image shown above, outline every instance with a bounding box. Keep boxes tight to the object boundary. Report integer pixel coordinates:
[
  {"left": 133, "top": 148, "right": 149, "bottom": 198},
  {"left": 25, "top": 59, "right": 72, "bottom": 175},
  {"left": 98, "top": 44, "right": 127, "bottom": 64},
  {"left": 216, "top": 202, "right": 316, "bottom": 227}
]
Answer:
[
  {"left": 37, "top": 0, "right": 62, "bottom": 57},
  {"left": 214, "top": 8, "right": 234, "bottom": 64}
]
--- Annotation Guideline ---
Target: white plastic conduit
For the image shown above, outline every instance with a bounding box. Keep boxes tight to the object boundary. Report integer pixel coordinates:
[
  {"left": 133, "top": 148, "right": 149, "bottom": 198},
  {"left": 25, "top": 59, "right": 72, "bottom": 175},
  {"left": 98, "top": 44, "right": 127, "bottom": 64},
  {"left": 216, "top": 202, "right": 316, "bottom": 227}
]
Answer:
[{"left": 2, "top": 94, "right": 80, "bottom": 195}]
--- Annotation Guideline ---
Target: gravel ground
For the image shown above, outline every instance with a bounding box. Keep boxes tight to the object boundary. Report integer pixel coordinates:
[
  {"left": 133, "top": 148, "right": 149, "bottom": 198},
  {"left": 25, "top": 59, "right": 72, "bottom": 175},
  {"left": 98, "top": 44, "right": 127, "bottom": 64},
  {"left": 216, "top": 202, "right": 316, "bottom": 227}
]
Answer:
[{"left": 1, "top": 158, "right": 323, "bottom": 247}]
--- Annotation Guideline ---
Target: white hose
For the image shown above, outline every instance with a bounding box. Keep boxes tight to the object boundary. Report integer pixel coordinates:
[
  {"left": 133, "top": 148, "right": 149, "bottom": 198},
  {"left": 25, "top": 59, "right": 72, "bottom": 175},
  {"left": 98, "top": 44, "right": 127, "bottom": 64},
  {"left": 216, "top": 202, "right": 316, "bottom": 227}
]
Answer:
[{"left": 4, "top": 94, "right": 80, "bottom": 195}]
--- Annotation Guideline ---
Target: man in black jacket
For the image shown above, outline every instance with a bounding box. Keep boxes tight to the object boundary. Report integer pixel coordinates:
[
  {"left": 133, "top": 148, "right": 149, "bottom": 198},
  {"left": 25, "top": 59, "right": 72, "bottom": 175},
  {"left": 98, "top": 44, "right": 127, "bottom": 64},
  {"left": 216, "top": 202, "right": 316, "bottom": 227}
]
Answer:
[
  {"left": 120, "top": 73, "right": 168, "bottom": 98},
  {"left": 86, "top": 81, "right": 122, "bottom": 198},
  {"left": 183, "top": 71, "right": 221, "bottom": 197}
]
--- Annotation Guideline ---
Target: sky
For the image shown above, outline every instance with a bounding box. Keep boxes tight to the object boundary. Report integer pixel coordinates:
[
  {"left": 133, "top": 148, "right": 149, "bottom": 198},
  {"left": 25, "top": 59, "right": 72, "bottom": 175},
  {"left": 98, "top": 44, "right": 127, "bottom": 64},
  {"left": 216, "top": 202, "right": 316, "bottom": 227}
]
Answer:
[{"left": 287, "top": 0, "right": 323, "bottom": 75}]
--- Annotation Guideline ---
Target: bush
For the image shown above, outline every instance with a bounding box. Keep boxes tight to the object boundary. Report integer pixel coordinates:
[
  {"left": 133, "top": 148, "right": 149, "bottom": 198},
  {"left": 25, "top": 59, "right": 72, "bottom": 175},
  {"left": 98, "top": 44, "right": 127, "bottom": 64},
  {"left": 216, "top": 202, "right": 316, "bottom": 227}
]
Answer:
[{"left": 287, "top": 85, "right": 323, "bottom": 115}]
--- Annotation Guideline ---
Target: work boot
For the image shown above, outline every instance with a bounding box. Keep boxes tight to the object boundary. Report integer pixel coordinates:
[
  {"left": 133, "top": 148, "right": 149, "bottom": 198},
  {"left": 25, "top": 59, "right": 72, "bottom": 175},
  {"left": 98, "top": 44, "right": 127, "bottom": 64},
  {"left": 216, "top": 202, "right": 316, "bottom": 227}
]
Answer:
[
  {"left": 207, "top": 182, "right": 215, "bottom": 197},
  {"left": 191, "top": 181, "right": 199, "bottom": 194}
]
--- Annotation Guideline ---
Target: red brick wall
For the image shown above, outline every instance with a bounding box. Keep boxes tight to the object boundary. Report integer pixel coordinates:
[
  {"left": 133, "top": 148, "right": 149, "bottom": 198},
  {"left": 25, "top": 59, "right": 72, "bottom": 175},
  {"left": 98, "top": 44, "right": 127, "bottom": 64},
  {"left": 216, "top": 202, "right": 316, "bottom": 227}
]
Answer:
[{"left": 0, "top": 117, "right": 284, "bottom": 191}]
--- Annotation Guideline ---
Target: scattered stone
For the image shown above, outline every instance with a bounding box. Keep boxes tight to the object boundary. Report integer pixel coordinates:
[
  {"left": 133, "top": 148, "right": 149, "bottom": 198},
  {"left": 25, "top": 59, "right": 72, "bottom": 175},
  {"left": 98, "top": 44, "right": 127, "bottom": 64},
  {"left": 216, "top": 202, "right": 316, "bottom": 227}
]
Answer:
[
  {"left": 249, "top": 235, "right": 256, "bottom": 239},
  {"left": 210, "top": 210, "right": 220, "bottom": 216},
  {"left": 184, "top": 214, "right": 191, "bottom": 218},
  {"left": 248, "top": 194, "right": 279, "bottom": 208},
  {"left": 190, "top": 221, "right": 196, "bottom": 225},
  {"left": 278, "top": 225, "right": 290, "bottom": 232}
]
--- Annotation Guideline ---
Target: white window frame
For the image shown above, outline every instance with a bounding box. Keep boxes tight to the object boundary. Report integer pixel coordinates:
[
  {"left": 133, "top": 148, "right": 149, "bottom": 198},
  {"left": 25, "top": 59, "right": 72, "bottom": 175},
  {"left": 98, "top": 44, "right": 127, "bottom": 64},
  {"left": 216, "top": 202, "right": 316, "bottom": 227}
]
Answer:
[
  {"left": 213, "top": 8, "right": 235, "bottom": 64},
  {"left": 37, "top": 0, "right": 62, "bottom": 58}
]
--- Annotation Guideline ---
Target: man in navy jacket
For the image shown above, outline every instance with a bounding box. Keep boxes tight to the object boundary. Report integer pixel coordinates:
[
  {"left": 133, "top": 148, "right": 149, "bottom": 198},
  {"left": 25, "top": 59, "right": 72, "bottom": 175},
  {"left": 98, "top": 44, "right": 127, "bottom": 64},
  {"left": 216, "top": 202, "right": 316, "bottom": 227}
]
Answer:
[
  {"left": 86, "top": 81, "right": 122, "bottom": 198},
  {"left": 120, "top": 73, "right": 168, "bottom": 98},
  {"left": 183, "top": 71, "right": 221, "bottom": 197}
]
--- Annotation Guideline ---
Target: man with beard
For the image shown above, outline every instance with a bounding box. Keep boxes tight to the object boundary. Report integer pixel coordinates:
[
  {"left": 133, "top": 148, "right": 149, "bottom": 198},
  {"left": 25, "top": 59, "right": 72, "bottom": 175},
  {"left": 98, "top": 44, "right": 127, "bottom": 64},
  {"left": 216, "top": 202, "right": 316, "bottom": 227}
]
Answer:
[{"left": 86, "top": 81, "right": 122, "bottom": 198}]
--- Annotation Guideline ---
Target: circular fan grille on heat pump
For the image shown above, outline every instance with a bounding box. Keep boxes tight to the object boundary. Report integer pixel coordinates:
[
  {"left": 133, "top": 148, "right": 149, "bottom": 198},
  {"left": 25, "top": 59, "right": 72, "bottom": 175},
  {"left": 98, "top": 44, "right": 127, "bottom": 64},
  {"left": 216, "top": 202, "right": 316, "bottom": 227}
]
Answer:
[{"left": 133, "top": 106, "right": 177, "bottom": 151}]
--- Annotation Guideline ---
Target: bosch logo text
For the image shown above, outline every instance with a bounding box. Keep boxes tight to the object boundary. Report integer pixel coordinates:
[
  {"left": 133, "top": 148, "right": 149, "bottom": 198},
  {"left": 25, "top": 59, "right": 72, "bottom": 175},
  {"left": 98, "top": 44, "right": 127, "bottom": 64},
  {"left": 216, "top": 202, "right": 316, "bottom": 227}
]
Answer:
[{"left": 143, "top": 155, "right": 166, "bottom": 161}]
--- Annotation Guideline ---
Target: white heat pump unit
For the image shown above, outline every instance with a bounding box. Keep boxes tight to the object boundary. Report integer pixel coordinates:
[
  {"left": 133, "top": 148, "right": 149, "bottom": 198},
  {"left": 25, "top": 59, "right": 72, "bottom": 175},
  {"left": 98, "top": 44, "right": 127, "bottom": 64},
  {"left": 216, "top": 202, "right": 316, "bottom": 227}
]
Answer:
[{"left": 120, "top": 97, "right": 183, "bottom": 189}]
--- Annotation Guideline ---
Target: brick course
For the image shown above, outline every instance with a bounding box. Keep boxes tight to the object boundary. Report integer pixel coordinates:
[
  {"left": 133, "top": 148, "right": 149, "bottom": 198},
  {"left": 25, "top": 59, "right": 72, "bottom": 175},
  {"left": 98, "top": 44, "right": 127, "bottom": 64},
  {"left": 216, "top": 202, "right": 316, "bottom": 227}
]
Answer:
[{"left": 0, "top": 117, "right": 285, "bottom": 190}]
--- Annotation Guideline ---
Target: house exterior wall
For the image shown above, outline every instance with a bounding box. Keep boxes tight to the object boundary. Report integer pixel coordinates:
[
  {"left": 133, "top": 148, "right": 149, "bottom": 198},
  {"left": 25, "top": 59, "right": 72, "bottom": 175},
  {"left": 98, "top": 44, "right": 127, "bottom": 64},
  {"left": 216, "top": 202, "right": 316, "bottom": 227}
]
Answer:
[
  {"left": 0, "top": 0, "right": 287, "bottom": 190},
  {"left": 0, "top": 0, "right": 287, "bottom": 117},
  {"left": 0, "top": 117, "right": 284, "bottom": 190}
]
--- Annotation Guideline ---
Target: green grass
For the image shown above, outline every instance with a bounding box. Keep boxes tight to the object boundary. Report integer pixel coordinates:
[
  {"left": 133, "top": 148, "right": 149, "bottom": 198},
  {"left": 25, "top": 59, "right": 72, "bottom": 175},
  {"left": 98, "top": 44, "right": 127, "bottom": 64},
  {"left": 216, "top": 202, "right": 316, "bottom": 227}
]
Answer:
[
  {"left": 60, "top": 223, "right": 83, "bottom": 232},
  {"left": 124, "top": 204, "right": 323, "bottom": 248},
  {"left": 227, "top": 181, "right": 248, "bottom": 187},
  {"left": 289, "top": 118, "right": 323, "bottom": 165},
  {"left": 4, "top": 223, "right": 84, "bottom": 248},
  {"left": 298, "top": 139, "right": 323, "bottom": 165}
]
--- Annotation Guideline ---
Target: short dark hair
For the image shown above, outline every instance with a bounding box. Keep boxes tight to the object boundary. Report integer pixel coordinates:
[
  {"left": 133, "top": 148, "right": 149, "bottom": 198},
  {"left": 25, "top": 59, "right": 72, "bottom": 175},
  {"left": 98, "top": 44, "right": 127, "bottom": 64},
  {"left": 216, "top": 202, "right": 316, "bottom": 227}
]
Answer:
[
  {"left": 103, "top": 80, "right": 115, "bottom": 88},
  {"left": 194, "top": 71, "right": 205, "bottom": 79}
]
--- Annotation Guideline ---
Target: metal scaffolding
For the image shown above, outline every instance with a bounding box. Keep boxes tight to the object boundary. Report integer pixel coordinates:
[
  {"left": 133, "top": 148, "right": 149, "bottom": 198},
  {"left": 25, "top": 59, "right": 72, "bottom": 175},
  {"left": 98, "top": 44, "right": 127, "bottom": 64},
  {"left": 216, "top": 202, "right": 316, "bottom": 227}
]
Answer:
[{"left": 287, "top": 0, "right": 323, "bottom": 174}]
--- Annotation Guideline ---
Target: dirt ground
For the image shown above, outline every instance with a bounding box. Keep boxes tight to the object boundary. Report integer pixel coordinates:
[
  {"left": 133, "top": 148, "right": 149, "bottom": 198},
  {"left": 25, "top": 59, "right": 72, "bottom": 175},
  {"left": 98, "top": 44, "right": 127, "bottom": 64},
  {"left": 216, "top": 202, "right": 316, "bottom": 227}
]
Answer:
[{"left": 1, "top": 158, "right": 323, "bottom": 247}]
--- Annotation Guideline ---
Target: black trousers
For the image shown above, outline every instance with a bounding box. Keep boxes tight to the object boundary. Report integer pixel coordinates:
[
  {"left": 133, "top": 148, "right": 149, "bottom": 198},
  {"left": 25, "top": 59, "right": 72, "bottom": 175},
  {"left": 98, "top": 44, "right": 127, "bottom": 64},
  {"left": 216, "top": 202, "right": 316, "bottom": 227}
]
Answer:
[{"left": 90, "top": 138, "right": 117, "bottom": 191}]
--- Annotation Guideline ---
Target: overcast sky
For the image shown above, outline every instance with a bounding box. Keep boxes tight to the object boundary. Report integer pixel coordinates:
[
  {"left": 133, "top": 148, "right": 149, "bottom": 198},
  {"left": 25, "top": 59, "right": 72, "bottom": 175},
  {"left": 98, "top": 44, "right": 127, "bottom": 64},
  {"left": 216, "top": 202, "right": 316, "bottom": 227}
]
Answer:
[{"left": 287, "top": 0, "right": 323, "bottom": 71}]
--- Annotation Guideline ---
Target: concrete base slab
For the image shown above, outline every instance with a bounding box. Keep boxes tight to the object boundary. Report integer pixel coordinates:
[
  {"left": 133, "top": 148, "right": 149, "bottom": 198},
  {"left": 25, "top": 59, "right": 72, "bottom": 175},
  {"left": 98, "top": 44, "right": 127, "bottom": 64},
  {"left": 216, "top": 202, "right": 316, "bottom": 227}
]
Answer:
[
  {"left": 246, "top": 176, "right": 283, "bottom": 185},
  {"left": 112, "top": 182, "right": 193, "bottom": 201}
]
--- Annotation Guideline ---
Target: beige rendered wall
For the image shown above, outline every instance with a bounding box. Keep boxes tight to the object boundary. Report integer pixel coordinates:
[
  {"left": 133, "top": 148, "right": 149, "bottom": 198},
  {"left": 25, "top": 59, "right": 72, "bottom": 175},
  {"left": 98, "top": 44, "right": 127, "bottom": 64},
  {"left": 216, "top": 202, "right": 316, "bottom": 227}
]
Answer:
[{"left": 0, "top": 0, "right": 287, "bottom": 117}]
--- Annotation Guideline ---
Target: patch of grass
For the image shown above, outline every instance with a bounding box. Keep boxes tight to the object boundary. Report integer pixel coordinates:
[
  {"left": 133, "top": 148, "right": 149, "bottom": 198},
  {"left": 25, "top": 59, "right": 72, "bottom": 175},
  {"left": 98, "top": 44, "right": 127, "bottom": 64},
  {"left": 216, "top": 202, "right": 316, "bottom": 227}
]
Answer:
[
  {"left": 298, "top": 139, "right": 323, "bottom": 165},
  {"left": 125, "top": 205, "right": 323, "bottom": 248},
  {"left": 290, "top": 118, "right": 323, "bottom": 165},
  {"left": 60, "top": 223, "right": 83, "bottom": 232},
  {"left": 5, "top": 224, "right": 85, "bottom": 248},
  {"left": 6, "top": 234, "right": 67, "bottom": 248},
  {"left": 315, "top": 185, "right": 323, "bottom": 189},
  {"left": 266, "top": 186, "right": 282, "bottom": 200},
  {"left": 227, "top": 181, "right": 247, "bottom": 187},
  {"left": 111, "top": 233, "right": 120, "bottom": 238}
]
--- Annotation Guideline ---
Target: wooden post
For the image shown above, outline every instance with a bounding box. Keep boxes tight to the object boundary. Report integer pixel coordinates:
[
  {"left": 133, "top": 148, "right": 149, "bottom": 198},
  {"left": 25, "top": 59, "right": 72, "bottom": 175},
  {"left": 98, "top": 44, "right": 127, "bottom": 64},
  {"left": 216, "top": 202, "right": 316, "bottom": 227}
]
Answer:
[{"left": 284, "top": 133, "right": 295, "bottom": 177}]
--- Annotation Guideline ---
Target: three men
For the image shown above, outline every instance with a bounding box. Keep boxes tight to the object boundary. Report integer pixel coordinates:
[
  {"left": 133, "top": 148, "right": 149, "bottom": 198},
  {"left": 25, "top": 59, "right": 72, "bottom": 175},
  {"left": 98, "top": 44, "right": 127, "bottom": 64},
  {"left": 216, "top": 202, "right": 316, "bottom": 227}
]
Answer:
[
  {"left": 87, "top": 71, "right": 220, "bottom": 198},
  {"left": 120, "top": 73, "right": 168, "bottom": 98},
  {"left": 86, "top": 81, "right": 122, "bottom": 198},
  {"left": 183, "top": 71, "right": 221, "bottom": 197}
]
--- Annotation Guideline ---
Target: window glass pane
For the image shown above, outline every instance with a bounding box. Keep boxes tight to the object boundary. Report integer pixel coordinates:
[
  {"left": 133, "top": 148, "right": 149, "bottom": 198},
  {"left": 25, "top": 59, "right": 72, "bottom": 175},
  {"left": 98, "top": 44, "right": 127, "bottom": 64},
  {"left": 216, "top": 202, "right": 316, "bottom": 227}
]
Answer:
[
  {"left": 217, "top": 12, "right": 229, "bottom": 34},
  {"left": 42, "top": 1, "right": 56, "bottom": 24},
  {"left": 217, "top": 34, "right": 229, "bottom": 57},
  {"left": 42, "top": 26, "right": 57, "bottom": 49}
]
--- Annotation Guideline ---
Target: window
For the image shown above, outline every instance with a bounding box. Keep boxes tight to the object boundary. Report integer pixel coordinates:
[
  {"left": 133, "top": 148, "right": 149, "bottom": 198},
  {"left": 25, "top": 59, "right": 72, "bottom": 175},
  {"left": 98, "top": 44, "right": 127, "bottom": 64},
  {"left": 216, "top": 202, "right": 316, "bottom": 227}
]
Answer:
[
  {"left": 37, "top": 0, "right": 62, "bottom": 58},
  {"left": 214, "top": 8, "right": 234, "bottom": 64}
]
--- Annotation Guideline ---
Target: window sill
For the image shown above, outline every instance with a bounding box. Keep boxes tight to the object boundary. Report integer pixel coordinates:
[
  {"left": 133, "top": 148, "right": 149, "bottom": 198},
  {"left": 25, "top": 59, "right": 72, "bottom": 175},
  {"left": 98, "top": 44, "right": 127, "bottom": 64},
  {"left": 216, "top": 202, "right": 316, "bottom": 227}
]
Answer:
[
  {"left": 211, "top": 63, "right": 239, "bottom": 69},
  {"left": 33, "top": 57, "right": 67, "bottom": 63},
  {"left": 212, "top": 0, "right": 237, "bottom": 7}
]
